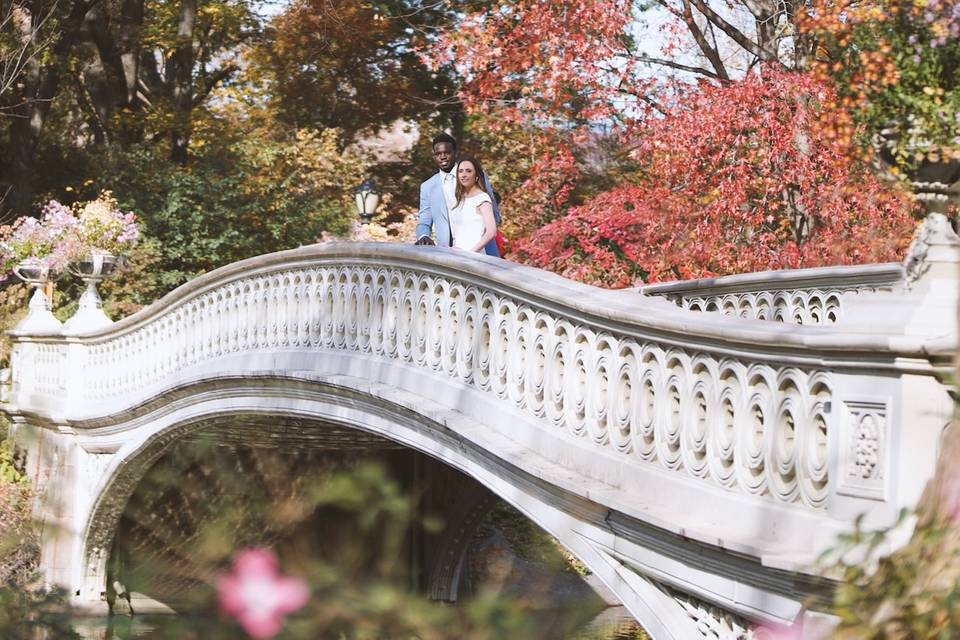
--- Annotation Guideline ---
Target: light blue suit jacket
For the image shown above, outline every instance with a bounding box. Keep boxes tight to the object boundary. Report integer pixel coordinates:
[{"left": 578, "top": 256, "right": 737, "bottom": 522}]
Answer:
[{"left": 416, "top": 171, "right": 501, "bottom": 257}]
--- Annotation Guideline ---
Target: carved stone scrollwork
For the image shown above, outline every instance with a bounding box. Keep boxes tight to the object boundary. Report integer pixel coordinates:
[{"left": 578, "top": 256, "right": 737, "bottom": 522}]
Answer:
[
  {"left": 903, "top": 218, "right": 934, "bottom": 289},
  {"left": 665, "top": 288, "right": 867, "bottom": 326},
  {"left": 852, "top": 416, "right": 881, "bottom": 480},
  {"left": 903, "top": 212, "right": 960, "bottom": 290},
  {"left": 21, "top": 265, "right": 842, "bottom": 513},
  {"left": 659, "top": 582, "right": 754, "bottom": 639},
  {"left": 643, "top": 263, "right": 905, "bottom": 325}
]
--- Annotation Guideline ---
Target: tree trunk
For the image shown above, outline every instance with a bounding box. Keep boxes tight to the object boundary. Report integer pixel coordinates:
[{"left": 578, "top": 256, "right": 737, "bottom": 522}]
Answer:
[
  {"left": 117, "top": 0, "right": 145, "bottom": 144},
  {"left": 1, "top": 0, "right": 89, "bottom": 222},
  {"left": 77, "top": 0, "right": 146, "bottom": 147},
  {"left": 168, "top": 0, "right": 196, "bottom": 165},
  {"left": 3, "top": 35, "right": 59, "bottom": 220},
  {"left": 118, "top": 0, "right": 144, "bottom": 106}
]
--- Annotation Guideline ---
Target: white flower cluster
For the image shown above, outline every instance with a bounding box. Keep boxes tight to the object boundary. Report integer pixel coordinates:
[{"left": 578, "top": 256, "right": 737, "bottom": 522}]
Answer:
[{"left": 0, "top": 193, "right": 140, "bottom": 277}]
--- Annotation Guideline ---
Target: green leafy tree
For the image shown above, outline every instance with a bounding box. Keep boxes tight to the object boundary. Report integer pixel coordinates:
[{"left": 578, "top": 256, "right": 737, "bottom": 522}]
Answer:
[
  {"left": 0, "top": 0, "right": 260, "bottom": 220},
  {"left": 259, "top": 0, "right": 476, "bottom": 147},
  {"left": 91, "top": 126, "right": 362, "bottom": 290},
  {"left": 801, "top": 0, "right": 960, "bottom": 167}
]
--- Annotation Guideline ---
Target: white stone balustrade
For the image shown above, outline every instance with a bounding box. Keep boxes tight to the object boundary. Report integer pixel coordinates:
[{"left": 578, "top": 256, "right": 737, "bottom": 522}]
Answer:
[
  {"left": 3, "top": 242, "right": 956, "bottom": 637},
  {"left": 7, "top": 244, "right": 955, "bottom": 518},
  {"left": 642, "top": 263, "right": 904, "bottom": 325}
]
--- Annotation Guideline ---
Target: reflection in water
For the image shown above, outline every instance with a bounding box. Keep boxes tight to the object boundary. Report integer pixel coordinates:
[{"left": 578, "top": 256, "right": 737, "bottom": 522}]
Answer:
[
  {"left": 571, "top": 607, "right": 650, "bottom": 640},
  {"left": 71, "top": 606, "right": 647, "bottom": 640}
]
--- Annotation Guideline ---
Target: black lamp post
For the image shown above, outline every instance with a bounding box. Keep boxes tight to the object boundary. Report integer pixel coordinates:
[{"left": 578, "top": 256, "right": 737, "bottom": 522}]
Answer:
[{"left": 354, "top": 179, "right": 381, "bottom": 224}]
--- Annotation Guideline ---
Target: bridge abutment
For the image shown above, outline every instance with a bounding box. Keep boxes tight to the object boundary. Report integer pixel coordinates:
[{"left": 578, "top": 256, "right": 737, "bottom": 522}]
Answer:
[{"left": 11, "top": 421, "right": 114, "bottom": 610}]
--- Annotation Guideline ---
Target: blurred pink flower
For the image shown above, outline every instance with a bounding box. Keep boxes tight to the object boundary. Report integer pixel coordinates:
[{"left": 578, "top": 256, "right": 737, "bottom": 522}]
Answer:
[
  {"left": 943, "top": 474, "right": 960, "bottom": 526},
  {"left": 217, "top": 549, "right": 309, "bottom": 639},
  {"left": 751, "top": 621, "right": 806, "bottom": 639}
]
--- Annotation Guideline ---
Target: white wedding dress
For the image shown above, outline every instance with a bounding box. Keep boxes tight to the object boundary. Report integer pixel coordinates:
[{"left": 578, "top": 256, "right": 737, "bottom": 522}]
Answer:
[{"left": 450, "top": 192, "right": 492, "bottom": 250}]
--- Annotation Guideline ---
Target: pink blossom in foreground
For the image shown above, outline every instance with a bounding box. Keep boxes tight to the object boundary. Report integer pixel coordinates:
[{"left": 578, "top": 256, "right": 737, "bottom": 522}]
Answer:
[
  {"left": 944, "top": 474, "right": 960, "bottom": 527},
  {"left": 751, "top": 621, "right": 807, "bottom": 640},
  {"left": 217, "top": 549, "right": 309, "bottom": 639},
  {"left": 752, "top": 619, "right": 832, "bottom": 640}
]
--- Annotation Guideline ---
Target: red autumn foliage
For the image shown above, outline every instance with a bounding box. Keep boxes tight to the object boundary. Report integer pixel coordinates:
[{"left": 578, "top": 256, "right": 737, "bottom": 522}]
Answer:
[
  {"left": 512, "top": 72, "right": 917, "bottom": 287},
  {"left": 433, "top": 0, "right": 634, "bottom": 126},
  {"left": 432, "top": 2, "right": 916, "bottom": 284},
  {"left": 498, "top": 141, "right": 581, "bottom": 245}
]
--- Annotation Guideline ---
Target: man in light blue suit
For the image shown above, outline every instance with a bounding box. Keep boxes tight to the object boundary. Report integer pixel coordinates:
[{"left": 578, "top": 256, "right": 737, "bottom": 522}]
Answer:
[{"left": 415, "top": 133, "right": 501, "bottom": 257}]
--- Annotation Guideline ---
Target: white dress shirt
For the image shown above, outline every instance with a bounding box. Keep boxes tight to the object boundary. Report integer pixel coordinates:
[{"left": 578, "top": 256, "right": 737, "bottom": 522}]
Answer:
[{"left": 440, "top": 169, "right": 457, "bottom": 210}]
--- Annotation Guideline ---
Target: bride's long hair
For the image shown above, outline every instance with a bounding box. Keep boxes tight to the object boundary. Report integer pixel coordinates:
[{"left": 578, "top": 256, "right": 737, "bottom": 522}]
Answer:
[{"left": 453, "top": 156, "right": 488, "bottom": 209}]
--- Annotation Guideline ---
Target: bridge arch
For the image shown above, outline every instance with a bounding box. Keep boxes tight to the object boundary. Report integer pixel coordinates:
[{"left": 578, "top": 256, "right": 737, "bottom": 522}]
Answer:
[{"left": 78, "top": 372, "right": 729, "bottom": 639}]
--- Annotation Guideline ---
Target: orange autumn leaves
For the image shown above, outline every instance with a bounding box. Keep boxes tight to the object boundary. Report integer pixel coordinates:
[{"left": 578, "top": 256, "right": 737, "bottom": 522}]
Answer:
[
  {"left": 512, "top": 72, "right": 915, "bottom": 286},
  {"left": 799, "top": 0, "right": 960, "bottom": 163},
  {"left": 432, "top": 0, "right": 635, "bottom": 126}
]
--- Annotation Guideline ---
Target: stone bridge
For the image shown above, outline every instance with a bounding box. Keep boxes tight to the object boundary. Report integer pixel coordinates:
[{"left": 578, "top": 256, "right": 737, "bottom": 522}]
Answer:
[{"left": 4, "top": 222, "right": 958, "bottom": 638}]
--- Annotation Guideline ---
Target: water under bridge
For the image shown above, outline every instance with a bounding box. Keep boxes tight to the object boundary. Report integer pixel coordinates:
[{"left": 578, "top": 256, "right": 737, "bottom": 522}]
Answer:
[{"left": 4, "top": 216, "right": 958, "bottom": 639}]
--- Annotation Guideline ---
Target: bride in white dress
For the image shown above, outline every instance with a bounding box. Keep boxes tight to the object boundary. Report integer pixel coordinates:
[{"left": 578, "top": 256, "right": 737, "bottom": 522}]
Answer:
[{"left": 449, "top": 156, "right": 498, "bottom": 253}]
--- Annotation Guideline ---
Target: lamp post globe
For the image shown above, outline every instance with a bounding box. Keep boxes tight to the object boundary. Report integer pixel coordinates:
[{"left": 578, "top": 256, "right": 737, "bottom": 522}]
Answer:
[{"left": 354, "top": 179, "right": 381, "bottom": 224}]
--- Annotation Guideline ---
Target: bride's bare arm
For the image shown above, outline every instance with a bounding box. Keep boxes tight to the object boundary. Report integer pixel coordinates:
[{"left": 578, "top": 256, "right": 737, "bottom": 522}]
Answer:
[{"left": 471, "top": 201, "right": 498, "bottom": 252}]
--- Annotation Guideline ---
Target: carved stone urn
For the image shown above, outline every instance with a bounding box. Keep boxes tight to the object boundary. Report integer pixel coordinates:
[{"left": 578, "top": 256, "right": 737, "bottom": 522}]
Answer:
[
  {"left": 892, "top": 150, "right": 960, "bottom": 339},
  {"left": 902, "top": 156, "right": 960, "bottom": 216},
  {"left": 64, "top": 251, "right": 119, "bottom": 333},
  {"left": 12, "top": 257, "right": 63, "bottom": 332},
  {"left": 877, "top": 128, "right": 960, "bottom": 216}
]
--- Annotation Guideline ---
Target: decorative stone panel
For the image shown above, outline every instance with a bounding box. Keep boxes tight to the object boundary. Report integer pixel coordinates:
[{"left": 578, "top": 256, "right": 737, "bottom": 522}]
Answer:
[
  {"left": 837, "top": 399, "right": 888, "bottom": 501},
  {"left": 659, "top": 288, "right": 879, "bottom": 326},
  {"left": 689, "top": 290, "right": 844, "bottom": 324}
]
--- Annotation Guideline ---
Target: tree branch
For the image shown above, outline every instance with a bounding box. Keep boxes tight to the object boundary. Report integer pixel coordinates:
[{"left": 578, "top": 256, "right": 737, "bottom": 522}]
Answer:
[
  {"left": 680, "top": 0, "right": 730, "bottom": 81},
  {"left": 685, "top": 0, "right": 783, "bottom": 65},
  {"left": 192, "top": 63, "right": 236, "bottom": 108},
  {"left": 627, "top": 52, "right": 721, "bottom": 80},
  {"left": 639, "top": 93, "right": 668, "bottom": 117}
]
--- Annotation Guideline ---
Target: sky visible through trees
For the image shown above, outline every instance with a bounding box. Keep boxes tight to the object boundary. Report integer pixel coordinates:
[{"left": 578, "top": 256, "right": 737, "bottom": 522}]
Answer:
[{"left": 0, "top": 0, "right": 954, "bottom": 299}]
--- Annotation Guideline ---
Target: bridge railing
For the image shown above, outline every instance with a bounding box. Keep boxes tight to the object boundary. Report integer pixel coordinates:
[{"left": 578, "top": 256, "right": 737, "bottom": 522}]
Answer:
[
  {"left": 3, "top": 243, "right": 955, "bottom": 562},
  {"left": 641, "top": 263, "right": 904, "bottom": 325}
]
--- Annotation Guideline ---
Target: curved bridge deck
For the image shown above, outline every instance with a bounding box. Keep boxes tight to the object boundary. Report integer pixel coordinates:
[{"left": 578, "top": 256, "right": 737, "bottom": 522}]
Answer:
[{"left": 4, "top": 241, "right": 956, "bottom": 638}]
